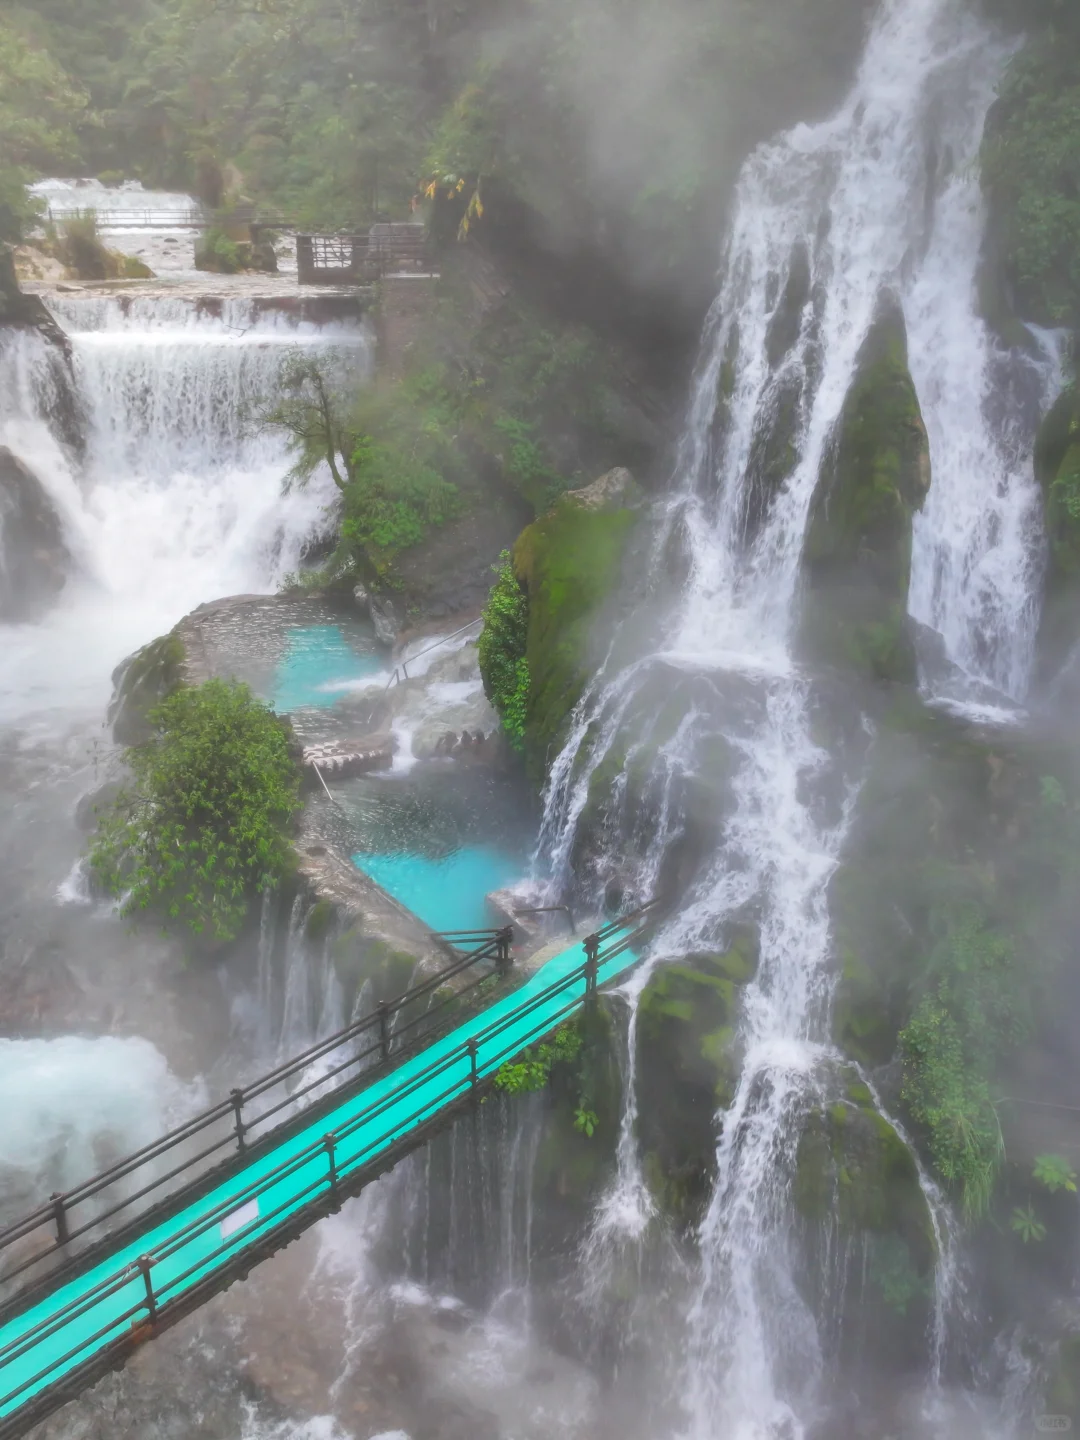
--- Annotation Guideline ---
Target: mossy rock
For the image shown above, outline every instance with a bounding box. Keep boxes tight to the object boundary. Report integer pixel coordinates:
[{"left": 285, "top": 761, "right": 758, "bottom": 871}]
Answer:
[
  {"left": 1035, "top": 385, "right": 1080, "bottom": 675},
  {"left": 513, "top": 493, "right": 639, "bottom": 781},
  {"left": 304, "top": 898, "right": 337, "bottom": 942},
  {"left": 1046, "top": 1332, "right": 1080, "bottom": 1424},
  {"left": 793, "top": 1089, "right": 935, "bottom": 1270},
  {"left": 331, "top": 932, "right": 417, "bottom": 1014},
  {"left": 635, "top": 945, "right": 756, "bottom": 1228},
  {"left": 120, "top": 255, "right": 154, "bottom": 280},
  {"left": 832, "top": 946, "right": 897, "bottom": 1069},
  {"left": 107, "top": 630, "right": 188, "bottom": 745},
  {"left": 801, "top": 300, "right": 930, "bottom": 682}
]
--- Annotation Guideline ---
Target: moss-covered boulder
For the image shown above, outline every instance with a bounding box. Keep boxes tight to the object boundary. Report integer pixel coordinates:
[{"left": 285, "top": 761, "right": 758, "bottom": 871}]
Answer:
[
  {"left": 636, "top": 938, "right": 757, "bottom": 1228},
  {"left": 107, "top": 630, "right": 188, "bottom": 745},
  {"left": 794, "top": 1084, "right": 934, "bottom": 1259},
  {"left": 1035, "top": 385, "right": 1080, "bottom": 676},
  {"left": 801, "top": 302, "right": 931, "bottom": 682},
  {"left": 513, "top": 471, "right": 640, "bottom": 779},
  {"left": 794, "top": 1080, "right": 937, "bottom": 1367}
]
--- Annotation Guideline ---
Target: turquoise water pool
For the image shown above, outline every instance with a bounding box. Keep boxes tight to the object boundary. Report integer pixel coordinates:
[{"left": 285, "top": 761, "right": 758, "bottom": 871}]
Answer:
[
  {"left": 272, "top": 625, "right": 381, "bottom": 713},
  {"left": 352, "top": 846, "right": 524, "bottom": 932}
]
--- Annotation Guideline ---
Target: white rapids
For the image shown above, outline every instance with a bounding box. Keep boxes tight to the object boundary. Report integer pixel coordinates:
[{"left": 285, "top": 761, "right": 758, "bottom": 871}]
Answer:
[{"left": 0, "top": 296, "right": 372, "bottom": 726}]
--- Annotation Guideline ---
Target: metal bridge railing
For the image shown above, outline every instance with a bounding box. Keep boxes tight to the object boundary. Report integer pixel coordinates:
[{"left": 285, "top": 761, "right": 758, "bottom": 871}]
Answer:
[
  {"left": 0, "top": 926, "right": 513, "bottom": 1298},
  {"left": 0, "top": 902, "right": 657, "bottom": 1440}
]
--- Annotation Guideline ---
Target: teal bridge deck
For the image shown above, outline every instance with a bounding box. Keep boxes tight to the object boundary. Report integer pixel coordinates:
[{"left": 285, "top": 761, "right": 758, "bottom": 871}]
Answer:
[{"left": 0, "top": 907, "right": 654, "bottom": 1439}]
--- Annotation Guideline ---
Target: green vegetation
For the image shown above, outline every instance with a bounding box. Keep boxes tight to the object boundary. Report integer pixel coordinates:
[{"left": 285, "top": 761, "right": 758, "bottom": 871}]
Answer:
[
  {"left": 0, "top": 0, "right": 875, "bottom": 302},
  {"left": 981, "top": 3, "right": 1080, "bottom": 329},
  {"left": 1034, "top": 1154, "right": 1078, "bottom": 1194},
  {"left": 802, "top": 304, "right": 931, "bottom": 682},
  {"left": 513, "top": 492, "right": 639, "bottom": 778},
  {"left": 478, "top": 552, "right": 530, "bottom": 750},
  {"left": 832, "top": 701, "right": 1080, "bottom": 1225},
  {"left": 257, "top": 352, "right": 462, "bottom": 584},
  {"left": 494, "top": 1020, "right": 601, "bottom": 1137},
  {"left": 494, "top": 1022, "right": 583, "bottom": 1095},
  {"left": 90, "top": 679, "right": 301, "bottom": 943},
  {"left": 0, "top": 20, "right": 86, "bottom": 244},
  {"left": 1010, "top": 1204, "right": 1047, "bottom": 1244}
]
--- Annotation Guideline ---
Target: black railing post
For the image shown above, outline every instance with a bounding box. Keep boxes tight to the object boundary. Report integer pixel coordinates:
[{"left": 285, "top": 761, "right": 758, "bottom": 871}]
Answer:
[
  {"left": 378, "top": 1003, "right": 391, "bottom": 1062},
  {"left": 137, "top": 1255, "right": 157, "bottom": 1321},
  {"left": 324, "top": 1133, "right": 340, "bottom": 1208},
  {"left": 50, "top": 1192, "right": 69, "bottom": 1246},
  {"left": 467, "top": 1038, "right": 479, "bottom": 1105},
  {"left": 584, "top": 933, "right": 600, "bottom": 1011},
  {"left": 497, "top": 927, "right": 513, "bottom": 976},
  {"left": 230, "top": 1089, "right": 247, "bottom": 1153}
]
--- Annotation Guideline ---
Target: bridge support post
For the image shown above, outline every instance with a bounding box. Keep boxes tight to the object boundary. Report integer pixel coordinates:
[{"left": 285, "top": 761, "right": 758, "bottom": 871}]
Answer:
[
  {"left": 50, "top": 1193, "right": 69, "bottom": 1246},
  {"left": 497, "top": 927, "right": 513, "bottom": 976},
  {"left": 323, "top": 1134, "right": 340, "bottom": 1209},
  {"left": 583, "top": 934, "right": 600, "bottom": 1013},
  {"left": 137, "top": 1255, "right": 156, "bottom": 1322},
  {"left": 230, "top": 1089, "right": 247, "bottom": 1152},
  {"left": 467, "top": 1038, "right": 479, "bottom": 1105}
]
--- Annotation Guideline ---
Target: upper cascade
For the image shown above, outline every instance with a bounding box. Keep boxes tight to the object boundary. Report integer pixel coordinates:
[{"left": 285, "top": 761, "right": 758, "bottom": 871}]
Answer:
[{"left": 0, "top": 297, "right": 372, "bottom": 722}]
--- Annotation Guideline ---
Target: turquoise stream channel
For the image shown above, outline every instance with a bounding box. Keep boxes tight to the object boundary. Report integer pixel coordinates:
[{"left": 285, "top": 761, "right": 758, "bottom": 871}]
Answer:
[
  {"left": 352, "top": 848, "right": 523, "bottom": 932},
  {"left": 272, "top": 626, "right": 381, "bottom": 713},
  {"left": 0, "top": 929, "right": 639, "bottom": 1427}
]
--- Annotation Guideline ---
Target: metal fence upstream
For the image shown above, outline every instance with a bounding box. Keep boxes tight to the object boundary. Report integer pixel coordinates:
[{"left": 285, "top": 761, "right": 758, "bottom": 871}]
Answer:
[{"left": 0, "top": 904, "right": 655, "bottom": 1439}]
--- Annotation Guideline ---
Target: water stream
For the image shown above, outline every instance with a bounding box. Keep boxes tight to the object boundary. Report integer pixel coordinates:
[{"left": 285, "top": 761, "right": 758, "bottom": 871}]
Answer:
[{"left": 532, "top": 0, "right": 1055, "bottom": 1434}]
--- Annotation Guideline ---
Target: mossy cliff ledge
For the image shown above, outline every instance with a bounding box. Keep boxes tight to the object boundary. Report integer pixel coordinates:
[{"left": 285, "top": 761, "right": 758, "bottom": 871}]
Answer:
[
  {"left": 482, "top": 468, "right": 642, "bottom": 780},
  {"left": 801, "top": 302, "right": 931, "bottom": 682},
  {"left": 1034, "top": 384, "right": 1080, "bottom": 678}
]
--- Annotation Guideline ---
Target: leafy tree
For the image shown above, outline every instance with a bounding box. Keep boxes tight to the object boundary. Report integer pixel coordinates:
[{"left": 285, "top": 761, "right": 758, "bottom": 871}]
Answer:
[
  {"left": 89, "top": 679, "right": 300, "bottom": 942},
  {"left": 256, "top": 349, "right": 365, "bottom": 491},
  {"left": 0, "top": 21, "right": 87, "bottom": 241}
]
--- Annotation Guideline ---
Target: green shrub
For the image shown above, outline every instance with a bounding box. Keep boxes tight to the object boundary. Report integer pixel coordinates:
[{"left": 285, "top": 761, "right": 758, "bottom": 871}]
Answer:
[
  {"left": 89, "top": 679, "right": 301, "bottom": 942},
  {"left": 982, "top": 34, "right": 1080, "bottom": 325},
  {"left": 494, "top": 1022, "right": 582, "bottom": 1094},
  {"left": 195, "top": 227, "right": 243, "bottom": 274},
  {"left": 57, "top": 213, "right": 112, "bottom": 279},
  {"left": 478, "top": 550, "right": 530, "bottom": 749},
  {"left": 340, "top": 435, "right": 461, "bottom": 576}
]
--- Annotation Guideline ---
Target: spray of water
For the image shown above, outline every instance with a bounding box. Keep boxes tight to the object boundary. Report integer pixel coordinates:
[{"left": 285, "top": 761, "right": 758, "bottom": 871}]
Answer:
[
  {"left": 0, "top": 297, "right": 371, "bottom": 724},
  {"left": 531, "top": 0, "right": 1049, "bottom": 1433}
]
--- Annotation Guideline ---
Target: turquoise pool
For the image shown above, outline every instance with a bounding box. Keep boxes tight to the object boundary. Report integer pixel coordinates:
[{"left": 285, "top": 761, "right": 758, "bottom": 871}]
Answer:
[
  {"left": 352, "top": 846, "right": 524, "bottom": 932},
  {"left": 272, "top": 625, "right": 381, "bottom": 714}
]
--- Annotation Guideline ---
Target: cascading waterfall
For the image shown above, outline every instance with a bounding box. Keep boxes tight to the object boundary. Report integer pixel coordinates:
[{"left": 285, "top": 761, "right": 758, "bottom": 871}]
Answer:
[
  {"left": 531, "top": 0, "right": 1049, "bottom": 1434},
  {"left": 905, "top": 99, "right": 1061, "bottom": 708},
  {"left": 0, "top": 297, "right": 371, "bottom": 722}
]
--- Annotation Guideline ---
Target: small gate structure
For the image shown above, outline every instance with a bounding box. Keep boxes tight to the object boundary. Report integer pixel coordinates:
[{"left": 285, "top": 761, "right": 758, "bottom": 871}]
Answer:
[{"left": 296, "top": 223, "right": 431, "bottom": 285}]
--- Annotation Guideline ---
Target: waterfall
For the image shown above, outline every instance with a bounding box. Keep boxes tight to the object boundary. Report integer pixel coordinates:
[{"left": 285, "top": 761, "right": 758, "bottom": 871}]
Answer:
[
  {"left": 530, "top": 0, "right": 1042, "bottom": 1433},
  {"left": 905, "top": 114, "right": 1062, "bottom": 708},
  {"left": 0, "top": 297, "right": 372, "bottom": 724}
]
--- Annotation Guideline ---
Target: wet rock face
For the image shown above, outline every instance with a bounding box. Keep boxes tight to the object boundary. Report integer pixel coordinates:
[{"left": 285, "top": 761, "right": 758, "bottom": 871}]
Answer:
[
  {"left": 801, "top": 299, "right": 931, "bottom": 682},
  {"left": 0, "top": 447, "right": 71, "bottom": 622},
  {"left": 107, "top": 631, "right": 188, "bottom": 746}
]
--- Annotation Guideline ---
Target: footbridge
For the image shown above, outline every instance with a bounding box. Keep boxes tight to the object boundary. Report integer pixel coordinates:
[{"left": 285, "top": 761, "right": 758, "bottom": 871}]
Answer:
[{"left": 0, "top": 907, "right": 654, "bottom": 1438}]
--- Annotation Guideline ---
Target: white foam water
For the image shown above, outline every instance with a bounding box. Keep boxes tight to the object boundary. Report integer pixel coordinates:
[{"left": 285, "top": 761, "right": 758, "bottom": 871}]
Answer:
[
  {"left": 0, "top": 298, "right": 372, "bottom": 726},
  {"left": 0, "top": 1035, "right": 200, "bottom": 1204}
]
